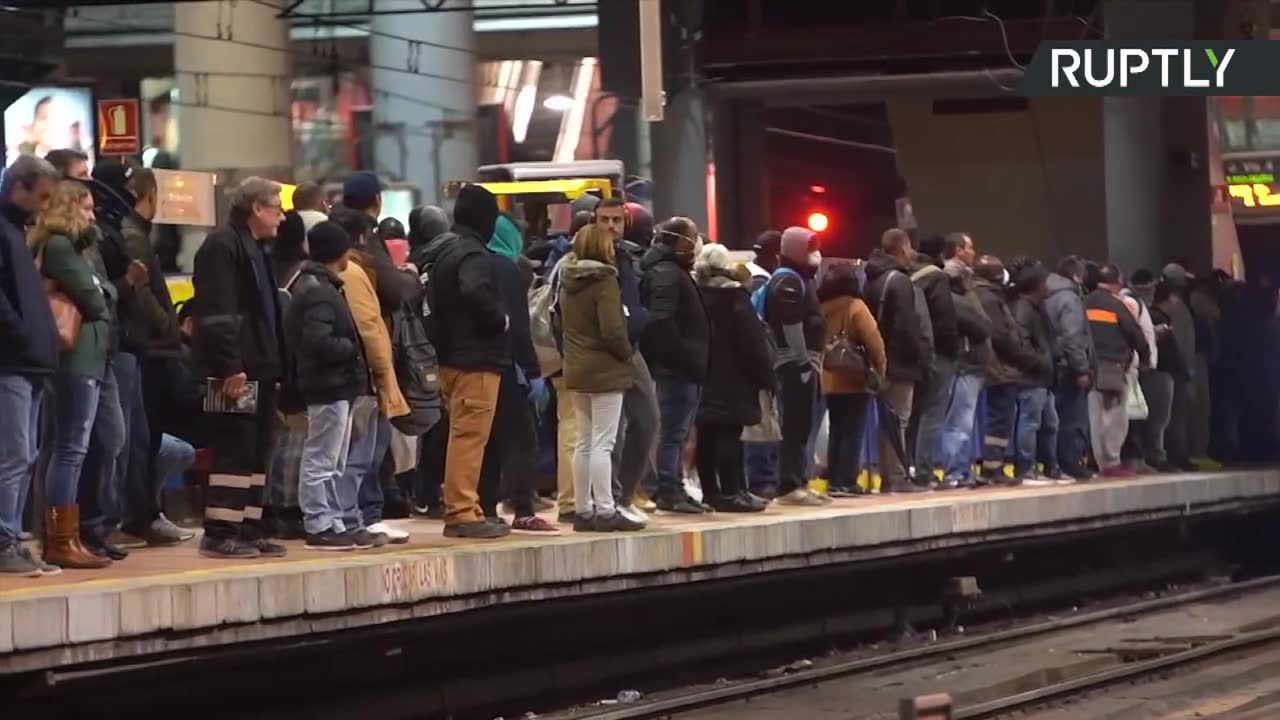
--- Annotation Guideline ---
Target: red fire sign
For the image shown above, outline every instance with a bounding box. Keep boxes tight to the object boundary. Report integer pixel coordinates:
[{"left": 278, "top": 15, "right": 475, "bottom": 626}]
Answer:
[{"left": 98, "top": 99, "right": 140, "bottom": 155}]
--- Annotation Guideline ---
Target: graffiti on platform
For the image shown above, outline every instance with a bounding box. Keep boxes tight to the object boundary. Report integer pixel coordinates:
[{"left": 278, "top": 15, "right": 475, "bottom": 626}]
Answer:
[{"left": 381, "top": 556, "right": 452, "bottom": 599}]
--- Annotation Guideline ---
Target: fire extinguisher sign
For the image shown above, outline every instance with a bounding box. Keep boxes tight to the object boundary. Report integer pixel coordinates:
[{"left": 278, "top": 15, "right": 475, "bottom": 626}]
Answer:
[{"left": 97, "top": 99, "right": 140, "bottom": 156}]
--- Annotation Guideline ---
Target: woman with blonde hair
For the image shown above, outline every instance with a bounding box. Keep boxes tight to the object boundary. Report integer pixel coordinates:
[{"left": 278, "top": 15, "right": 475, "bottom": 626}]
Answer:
[
  {"left": 558, "top": 224, "right": 642, "bottom": 532},
  {"left": 30, "top": 180, "right": 118, "bottom": 569}
]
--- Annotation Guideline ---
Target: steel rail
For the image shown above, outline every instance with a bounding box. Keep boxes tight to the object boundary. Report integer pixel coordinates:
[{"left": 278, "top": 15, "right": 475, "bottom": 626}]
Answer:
[{"left": 568, "top": 574, "right": 1280, "bottom": 720}]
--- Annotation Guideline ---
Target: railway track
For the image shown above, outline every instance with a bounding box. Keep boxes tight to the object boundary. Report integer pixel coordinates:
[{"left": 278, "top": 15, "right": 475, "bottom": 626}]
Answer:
[{"left": 557, "top": 575, "right": 1280, "bottom": 720}]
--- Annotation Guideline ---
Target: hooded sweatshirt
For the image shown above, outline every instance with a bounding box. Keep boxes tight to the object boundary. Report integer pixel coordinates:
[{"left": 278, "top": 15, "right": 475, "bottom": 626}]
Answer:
[
  {"left": 558, "top": 256, "right": 633, "bottom": 394},
  {"left": 945, "top": 258, "right": 992, "bottom": 377},
  {"left": 488, "top": 215, "right": 539, "bottom": 381}
]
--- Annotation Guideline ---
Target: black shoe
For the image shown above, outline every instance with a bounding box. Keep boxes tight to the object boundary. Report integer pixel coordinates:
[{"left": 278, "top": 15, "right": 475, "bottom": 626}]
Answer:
[
  {"left": 82, "top": 530, "right": 129, "bottom": 560},
  {"left": 558, "top": 511, "right": 577, "bottom": 524},
  {"left": 887, "top": 480, "right": 931, "bottom": 494},
  {"left": 485, "top": 515, "right": 509, "bottom": 527},
  {"left": 1042, "top": 466, "right": 1063, "bottom": 480},
  {"left": 305, "top": 530, "right": 355, "bottom": 551},
  {"left": 344, "top": 528, "right": 387, "bottom": 549},
  {"left": 1173, "top": 458, "right": 1197, "bottom": 472},
  {"left": 656, "top": 494, "right": 707, "bottom": 514},
  {"left": 710, "top": 493, "right": 767, "bottom": 513},
  {"left": 413, "top": 504, "right": 446, "bottom": 520},
  {"left": 573, "top": 513, "right": 597, "bottom": 533},
  {"left": 199, "top": 535, "right": 260, "bottom": 559},
  {"left": 595, "top": 512, "right": 644, "bottom": 532},
  {"left": 827, "top": 486, "right": 859, "bottom": 499},
  {"left": 1151, "top": 460, "right": 1179, "bottom": 473},
  {"left": 250, "top": 537, "right": 288, "bottom": 557},
  {"left": 1062, "top": 464, "right": 1095, "bottom": 481},
  {"left": 443, "top": 520, "right": 510, "bottom": 539}
]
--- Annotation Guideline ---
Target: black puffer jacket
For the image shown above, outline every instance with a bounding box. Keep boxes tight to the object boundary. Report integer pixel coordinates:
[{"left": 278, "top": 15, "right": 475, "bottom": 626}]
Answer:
[
  {"left": 639, "top": 244, "right": 709, "bottom": 384},
  {"left": 419, "top": 227, "right": 510, "bottom": 373},
  {"left": 1011, "top": 296, "right": 1054, "bottom": 387},
  {"left": 285, "top": 261, "right": 371, "bottom": 404},
  {"left": 973, "top": 279, "right": 1044, "bottom": 385},
  {"left": 696, "top": 279, "right": 774, "bottom": 426},
  {"left": 909, "top": 253, "right": 959, "bottom": 359},
  {"left": 863, "top": 250, "right": 930, "bottom": 382}
]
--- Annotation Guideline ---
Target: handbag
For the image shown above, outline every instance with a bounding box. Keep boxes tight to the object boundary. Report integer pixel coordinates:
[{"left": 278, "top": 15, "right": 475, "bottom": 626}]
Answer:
[
  {"left": 1125, "top": 368, "right": 1149, "bottom": 420},
  {"left": 46, "top": 285, "right": 82, "bottom": 351},
  {"left": 824, "top": 330, "right": 867, "bottom": 377},
  {"left": 1095, "top": 360, "right": 1127, "bottom": 394}
]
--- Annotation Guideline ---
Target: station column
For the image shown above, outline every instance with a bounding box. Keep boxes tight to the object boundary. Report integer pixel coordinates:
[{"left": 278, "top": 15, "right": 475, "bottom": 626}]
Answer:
[
  {"left": 370, "top": 0, "right": 478, "bottom": 206},
  {"left": 173, "top": 0, "right": 294, "bottom": 187}
]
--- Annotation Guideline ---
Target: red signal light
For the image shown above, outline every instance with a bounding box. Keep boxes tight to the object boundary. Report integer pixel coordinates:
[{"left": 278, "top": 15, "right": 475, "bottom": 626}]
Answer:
[
  {"left": 809, "top": 184, "right": 827, "bottom": 194},
  {"left": 806, "top": 211, "right": 830, "bottom": 233}
]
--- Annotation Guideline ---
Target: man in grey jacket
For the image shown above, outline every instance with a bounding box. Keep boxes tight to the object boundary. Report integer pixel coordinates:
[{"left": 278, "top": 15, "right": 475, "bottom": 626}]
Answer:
[
  {"left": 1045, "top": 257, "right": 1096, "bottom": 479},
  {"left": 939, "top": 256, "right": 991, "bottom": 487}
]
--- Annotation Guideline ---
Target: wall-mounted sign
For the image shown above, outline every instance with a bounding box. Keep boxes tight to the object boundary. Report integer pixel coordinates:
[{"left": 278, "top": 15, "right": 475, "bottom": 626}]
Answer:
[
  {"left": 153, "top": 169, "right": 216, "bottom": 226},
  {"left": 97, "top": 99, "right": 140, "bottom": 156},
  {"left": 1224, "top": 156, "right": 1280, "bottom": 210}
]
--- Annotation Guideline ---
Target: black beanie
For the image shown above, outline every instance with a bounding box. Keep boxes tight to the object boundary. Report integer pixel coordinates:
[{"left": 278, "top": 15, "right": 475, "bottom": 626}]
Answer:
[
  {"left": 307, "top": 220, "right": 353, "bottom": 264},
  {"left": 453, "top": 184, "right": 499, "bottom": 241}
]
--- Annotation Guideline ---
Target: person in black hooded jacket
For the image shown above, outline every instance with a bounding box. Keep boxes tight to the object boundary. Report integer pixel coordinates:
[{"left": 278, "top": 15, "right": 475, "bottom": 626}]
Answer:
[
  {"left": 694, "top": 245, "right": 773, "bottom": 513},
  {"left": 417, "top": 184, "right": 511, "bottom": 539},
  {"left": 863, "top": 229, "right": 931, "bottom": 491},
  {"left": 907, "top": 242, "right": 959, "bottom": 479},
  {"left": 639, "top": 216, "right": 710, "bottom": 513}
]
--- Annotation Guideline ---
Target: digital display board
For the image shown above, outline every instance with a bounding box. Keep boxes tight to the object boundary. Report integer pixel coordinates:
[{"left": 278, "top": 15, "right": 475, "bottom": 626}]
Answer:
[
  {"left": 1226, "top": 157, "right": 1280, "bottom": 210},
  {"left": 4, "top": 87, "right": 95, "bottom": 168}
]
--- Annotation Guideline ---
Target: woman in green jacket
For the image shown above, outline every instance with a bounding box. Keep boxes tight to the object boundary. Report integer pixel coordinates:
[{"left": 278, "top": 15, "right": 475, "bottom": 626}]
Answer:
[
  {"left": 31, "top": 180, "right": 114, "bottom": 569},
  {"left": 558, "top": 225, "right": 641, "bottom": 533}
]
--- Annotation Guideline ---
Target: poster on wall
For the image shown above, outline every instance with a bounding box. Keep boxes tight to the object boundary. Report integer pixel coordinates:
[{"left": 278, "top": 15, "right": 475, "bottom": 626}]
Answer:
[{"left": 4, "top": 87, "right": 95, "bottom": 168}]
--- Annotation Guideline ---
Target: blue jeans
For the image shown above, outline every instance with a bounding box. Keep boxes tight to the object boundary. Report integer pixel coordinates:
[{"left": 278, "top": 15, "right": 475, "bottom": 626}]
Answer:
[
  {"left": 338, "top": 396, "right": 379, "bottom": 530},
  {"left": 301, "top": 400, "right": 355, "bottom": 535},
  {"left": 938, "top": 373, "right": 984, "bottom": 482},
  {"left": 914, "top": 355, "right": 956, "bottom": 472},
  {"left": 49, "top": 374, "right": 102, "bottom": 506},
  {"left": 154, "top": 434, "right": 195, "bottom": 493},
  {"left": 359, "top": 413, "right": 391, "bottom": 525},
  {"left": 1055, "top": 380, "right": 1091, "bottom": 472},
  {"left": 1014, "top": 386, "right": 1060, "bottom": 473},
  {"left": 654, "top": 380, "right": 700, "bottom": 498},
  {"left": 744, "top": 441, "right": 779, "bottom": 495},
  {"left": 0, "top": 374, "right": 43, "bottom": 545},
  {"left": 79, "top": 362, "right": 127, "bottom": 534}
]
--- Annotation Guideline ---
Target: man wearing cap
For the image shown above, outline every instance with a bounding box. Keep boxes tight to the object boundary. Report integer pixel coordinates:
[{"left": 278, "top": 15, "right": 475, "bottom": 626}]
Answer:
[
  {"left": 1160, "top": 263, "right": 1198, "bottom": 471},
  {"left": 340, "top": 171, "right": 421, "bottom": 318}
]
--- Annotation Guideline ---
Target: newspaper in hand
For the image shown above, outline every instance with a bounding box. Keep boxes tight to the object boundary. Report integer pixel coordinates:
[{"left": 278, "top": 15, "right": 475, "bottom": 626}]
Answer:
[{"left": 203, "top": 377, "right": 260, "bottom": 414}]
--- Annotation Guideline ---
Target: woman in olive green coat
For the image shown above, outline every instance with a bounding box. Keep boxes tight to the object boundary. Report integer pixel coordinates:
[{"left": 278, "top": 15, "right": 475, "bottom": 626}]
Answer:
[
  {"left": 30, "top": 180, "right": 115, "bottom": 569},
  {"left": 558, "top": 225, "right": 640, "bottom": 533}
]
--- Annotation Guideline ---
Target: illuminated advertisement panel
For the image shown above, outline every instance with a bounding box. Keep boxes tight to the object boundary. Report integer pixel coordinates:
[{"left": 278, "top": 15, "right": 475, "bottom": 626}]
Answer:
[{"left": 4, "top": 87, "right": 95, "bottom": 167}]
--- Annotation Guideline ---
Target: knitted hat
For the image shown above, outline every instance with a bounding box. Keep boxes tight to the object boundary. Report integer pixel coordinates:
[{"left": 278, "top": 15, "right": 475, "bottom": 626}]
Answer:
[
  {"left": 780, "top": 226, "right": 816, "bottom": 265},
  {"left": 307, "top": 220, "right": 353, "bottom": 264}
]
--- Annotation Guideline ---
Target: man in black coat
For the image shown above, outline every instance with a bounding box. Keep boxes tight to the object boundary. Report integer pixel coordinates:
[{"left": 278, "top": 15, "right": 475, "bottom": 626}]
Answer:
[
  {"left": 863, "top": 229, "right": 931, "bottom": 491},
  {"left": 1008, "top": 259, "right": 1059, "bottom": 483},
  {"left": 763, "top": 226, "right": 827, "bottom": 504},
  {"left": 907, "top": 241, "right": 959, "bottom": 480},
  {"left": 190, "top": 176, "right": 291, "bottom": 559},
  {"left": 639, "top": 216, "right": 709, "bottom": 513},
  {"left": 0, "top": 155, "right": 59, "bottom": 576},
  {"left": 418, "top": 184, "right": 511, "bottom": 539}
]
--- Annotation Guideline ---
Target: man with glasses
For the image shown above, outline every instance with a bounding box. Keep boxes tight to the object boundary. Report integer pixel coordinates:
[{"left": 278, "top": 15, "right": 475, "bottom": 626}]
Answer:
[{"left": 190, "top": 177, "right": 290, "bottom": 558}]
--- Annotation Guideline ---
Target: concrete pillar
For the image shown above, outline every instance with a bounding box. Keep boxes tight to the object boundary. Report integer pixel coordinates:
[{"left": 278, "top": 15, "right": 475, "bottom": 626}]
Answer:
[
  {"left": 711, "top": 98, "right": 768, "bottom": 248},
  {"left": 650, "top": 88, "right": 708, "bottom": 233},
  {"left": 173, "top": 0, "right": 293, "bottom": 266},
  {"left": 370, "top": 0, "right": 477, "bottom": 206}
]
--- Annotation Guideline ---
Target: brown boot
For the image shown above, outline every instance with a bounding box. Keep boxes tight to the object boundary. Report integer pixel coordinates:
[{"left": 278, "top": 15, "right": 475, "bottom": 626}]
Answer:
[{"left": 44, "top": 505, "right": 111, "bottom": 570}]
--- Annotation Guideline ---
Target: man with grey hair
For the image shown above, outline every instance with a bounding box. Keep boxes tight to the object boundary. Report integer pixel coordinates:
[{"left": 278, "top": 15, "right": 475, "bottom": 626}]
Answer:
[
  {"left": 0, "top": 154, "right": 60, "bottom": 575},
  {"left": 190, "top": 176, "right": 290, "bottom": 558}
]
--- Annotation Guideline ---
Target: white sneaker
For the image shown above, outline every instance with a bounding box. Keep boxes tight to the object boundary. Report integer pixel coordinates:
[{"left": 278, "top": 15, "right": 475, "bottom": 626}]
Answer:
[
  {"left": 1021, "top": 478, "right": 1057, "bottom": 487},
  {"left": 367, "top": 522, "right": 410, "bottom": 544},
  {"left": 618, "top": 504, "right": 649, "bottom": 525},
  {"left": 1054, "top": 477, "right": 1077, "bottom": 486}
]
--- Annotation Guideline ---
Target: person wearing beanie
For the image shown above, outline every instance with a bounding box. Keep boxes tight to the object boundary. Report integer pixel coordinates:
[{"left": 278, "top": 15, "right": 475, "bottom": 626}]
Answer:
[
  {"left": 937, "top": 251, "right": 991, "bottom": 488},
  {"left": 1085, "top": 264, "right": 1150, "bottom": 478},
  {"left": 639, "top": 216, "right": 710, "bottom": 514},
  {"left": 408, "top": 205, "right": 451, "bottom": 251},
  {"left": 273, "top": 210, "right": 308, "bottom": 287},
  {"left": 330, "top": 207, "right": 411, "bottom": 545},
  {"left": 283, "top": 221, "right": 376, "bottom": 550},
  {"left": 623, "top": 201, "right": 654, "bottom": 249},
  {"left": 863, "top": 228, "right": 932, "bottom": 492},
  {"left": 760, "top": 225, "right": 829, "bottom": 504},
  {"left": 971, "top": 255, "right": 1038, "bottom": 486},
  {"left": 749, "top": 230, "right": 782, "bottom": 289},
  {"left": 339, "top": 172, "right": 419, "bottom": 331},
  {"left": 418, "top": 183, "right": 512, "bottom": 539},
  {"left": 693, "top": 243, "right": 774, "bottom": 512},
  {"left": 1007, "top": 258, "right": 1060, "bottom": 484}
]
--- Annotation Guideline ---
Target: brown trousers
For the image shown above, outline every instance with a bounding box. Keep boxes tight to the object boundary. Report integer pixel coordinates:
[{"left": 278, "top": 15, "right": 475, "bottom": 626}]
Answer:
[{"left": 440, "top": 368, "right": 500, "bottom": 525}]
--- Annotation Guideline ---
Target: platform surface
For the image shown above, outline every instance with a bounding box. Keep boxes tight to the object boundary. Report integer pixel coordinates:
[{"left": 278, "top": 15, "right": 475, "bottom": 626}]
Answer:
[{"left": 2, "top": 469, "right": 1278, "bottom": 673}]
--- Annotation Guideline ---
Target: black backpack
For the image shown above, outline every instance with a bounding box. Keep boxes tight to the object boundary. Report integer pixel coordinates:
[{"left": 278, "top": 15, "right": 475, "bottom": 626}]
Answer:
[{"left": 390, "top": 300, "right": 443, "bottom": 436}]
